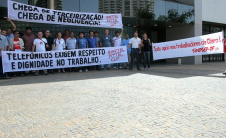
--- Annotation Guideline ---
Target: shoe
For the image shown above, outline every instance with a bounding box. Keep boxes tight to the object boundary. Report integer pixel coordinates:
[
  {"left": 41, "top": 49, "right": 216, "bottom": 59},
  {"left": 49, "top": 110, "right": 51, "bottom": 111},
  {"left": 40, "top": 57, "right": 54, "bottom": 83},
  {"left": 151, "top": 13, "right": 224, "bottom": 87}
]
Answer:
[
  {"left": 137, "top": 68, "right": 141, "bottom": 70},
  {"left": 119, "top": 66, "right": 123, "bottom": 69},
  {"left": 13, "top": 74, "right": 17, "bottom": 77},
  {"left": 85, "top": 69, "right": 88, "bottom": 72},
  {"left": 129, "top": 68, "right": 133, "bottom": 71},
  {"left": 58, "top": 70, "right": 60, "bottom": 73},
  {"left": 20, "top": 74, "right": 24, "bottom": 77},
  {"left": 62, "top": 70, "right": 65, "bottom": 73},
  {"left": 34, "top": 74, "right": 39, "bottom": 76},
  {"left": 107, "top": 68, "right": 110, "bottom": 70},
  {"left": 123, "top": 67, "right": 127, "bottom": 70},
  {"left": 4, "top": 76, "right": 11, "bottom": 79},
  {"left": 43, "top": 73, "right": 49, "bottom": 75},
  {"left": 114, "top": 66, "right": 117, "bottom": 69},
  {"left": 79, "top": 70, "right": 82, "bottom": 73},
  {"left": 147, "top": 68, "right": 150, "bottom": 70},
  {"left": 144, "top": 68, "right": 147, "bottom": 70}
]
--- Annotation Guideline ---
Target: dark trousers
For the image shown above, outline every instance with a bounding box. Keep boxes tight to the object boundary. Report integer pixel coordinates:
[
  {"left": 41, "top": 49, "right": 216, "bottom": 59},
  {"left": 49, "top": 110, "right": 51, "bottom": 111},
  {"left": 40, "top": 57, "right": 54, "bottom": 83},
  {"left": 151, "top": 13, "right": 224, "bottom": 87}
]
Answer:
[
  {"left": 143, "top": 52, "right": 151, "bottom": 68},
  {"left": 130, "top": 48, "right": 140, "bottom": 70},
  {"left": 0, "top": 57, "right": 9, "bottom": 78}
]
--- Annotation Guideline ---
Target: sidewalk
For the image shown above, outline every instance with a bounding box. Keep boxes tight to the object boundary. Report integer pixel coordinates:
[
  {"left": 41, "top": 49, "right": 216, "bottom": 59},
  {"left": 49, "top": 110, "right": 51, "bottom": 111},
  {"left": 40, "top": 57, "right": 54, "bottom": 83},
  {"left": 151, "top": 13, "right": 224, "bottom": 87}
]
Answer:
[{"left": 0, "top": 62, "right": 226, "bottom": 138}]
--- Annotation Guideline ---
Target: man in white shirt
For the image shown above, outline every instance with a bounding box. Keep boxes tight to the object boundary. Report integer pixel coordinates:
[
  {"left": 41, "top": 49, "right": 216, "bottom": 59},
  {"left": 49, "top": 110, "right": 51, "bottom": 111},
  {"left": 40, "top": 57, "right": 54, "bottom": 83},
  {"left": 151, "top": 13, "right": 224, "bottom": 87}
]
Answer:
[
  {"left": 66, "top": 32, "right": 76, "bottom": 50},
  {"left": 66, "top": 32, "right": 76, "bottom": 72},
  {"left": 127, "top": 31, "right": 141, "bottom": 70},
  {"left": 112, "top": 28, "right": 123, "bottom": 69},
  {"left": 32, "top": 31, "right": 48, "bottom": 75}
]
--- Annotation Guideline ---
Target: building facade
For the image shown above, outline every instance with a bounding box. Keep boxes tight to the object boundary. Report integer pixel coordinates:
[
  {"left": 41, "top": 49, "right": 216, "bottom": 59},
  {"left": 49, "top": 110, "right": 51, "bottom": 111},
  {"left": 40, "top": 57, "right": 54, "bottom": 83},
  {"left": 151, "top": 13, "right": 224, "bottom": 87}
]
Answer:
[
  {"left": 0, "top": 0, "right": 225, "bottom": 64},
  {"left": 99, "top": 0, "right": 154, "bottom": 17}
]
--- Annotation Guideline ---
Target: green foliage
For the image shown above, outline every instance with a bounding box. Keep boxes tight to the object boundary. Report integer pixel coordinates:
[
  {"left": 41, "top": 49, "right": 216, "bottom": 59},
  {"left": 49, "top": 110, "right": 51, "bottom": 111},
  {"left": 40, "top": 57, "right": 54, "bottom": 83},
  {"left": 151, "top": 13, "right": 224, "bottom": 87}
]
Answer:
[
  {"left": 157, "top": 9, "right": 194, "bottom": 24},
  {"left": 134, "top": 3, "right": 155, "bottom": 20}
]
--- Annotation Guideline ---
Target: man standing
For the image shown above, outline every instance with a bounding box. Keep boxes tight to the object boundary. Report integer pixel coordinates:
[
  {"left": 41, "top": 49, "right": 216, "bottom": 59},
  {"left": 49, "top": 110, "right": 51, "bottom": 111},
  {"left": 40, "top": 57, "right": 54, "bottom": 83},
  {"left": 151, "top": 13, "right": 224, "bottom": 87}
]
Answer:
[
  {"left": 0, "top": 28, "right": 10, "bottom": 79},
  {"left": 76, "top": 32, "right": 88, "bottom": 73},
  {"left": 87, "top": 30, "right": 97, "bottom": 70},
  {"left": 66, "top": 32, "right": 77, "bottom": 72},
  {"left": 32, "top": 31, "right": 48, "bottom": 76},
  {"left": 22, "top": 27, "right": 36, "bottom": 75},
  {"left": 22, "top": 27, "right": 36, "bottom": 52},
  {"left": 127, "top": 31, "right": 141, "bottom": 70},
  {"left": 100, "top": 29, "right": 113, "bottom": 70},
  {"left": 121, "top": 34, "right": 131, "bottom": 69},
  {"left": 94, "top": 31, "right": 100, "bottom": 48},
  {"left": 43, "top": 29, "right": 54, "bottom": 74},
  {"left": 112, "top": 27, "right": 123, "bottom": 69},
  {"left": 9, "top": 30, "right": 24, "bottom": 77},
  {"left": 6, "top": 18, "right": 17, "bottom": 43},
  {"left": 63, "top": 29, "right": 70, "bottom": 42},
  {"left": 66, "top": 32, "right": 76, "bottom": 50}
]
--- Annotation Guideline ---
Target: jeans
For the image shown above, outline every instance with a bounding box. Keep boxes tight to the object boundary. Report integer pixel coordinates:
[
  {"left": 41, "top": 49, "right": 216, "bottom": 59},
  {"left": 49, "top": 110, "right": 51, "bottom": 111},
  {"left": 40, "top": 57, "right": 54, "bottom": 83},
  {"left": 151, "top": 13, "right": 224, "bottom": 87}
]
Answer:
[
  {"left": 35, "top": 70, "right": 47, "bottom": 75},
  {"left": 143, "top": 52, "right": 150, "bottom": 68},
  {"left": 130, "top": 48, "right": 140, "bottom": 70},
  {"left": 114, "top": 63, "right": 122, "bottom": 68},
  {"left": 101, "top": 64, "right": 111, "bottom": 69}
]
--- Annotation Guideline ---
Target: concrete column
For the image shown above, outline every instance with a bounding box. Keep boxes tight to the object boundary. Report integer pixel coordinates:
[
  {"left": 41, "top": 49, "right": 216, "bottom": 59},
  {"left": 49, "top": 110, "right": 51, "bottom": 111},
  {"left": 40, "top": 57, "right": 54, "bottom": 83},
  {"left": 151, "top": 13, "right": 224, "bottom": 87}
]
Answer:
[
  {"left": 130, "top": 0, "right": 133, "bottom": 17},
  {"left": 178, "top": 58, "right": 181, "bottom": 65},
  {"left": 122, "top": 0, "right": 125, "bottom": 16},
  {"left": 194, "top": 0, "right": 203, "bottom": 64},
  {"left": 47, "top": 0, "right": 54, "bottom": 9}
]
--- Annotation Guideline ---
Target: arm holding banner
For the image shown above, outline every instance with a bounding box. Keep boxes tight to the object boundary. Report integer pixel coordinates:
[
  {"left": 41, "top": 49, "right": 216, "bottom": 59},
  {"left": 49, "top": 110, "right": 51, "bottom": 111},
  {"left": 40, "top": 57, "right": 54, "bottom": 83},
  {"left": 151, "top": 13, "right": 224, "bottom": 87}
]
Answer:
[
  {"left": 120, "top": 25, "right": 123, "bottom": 36},
  {"left": 7, "top": 18, "right": 17, "bottom": 31}
]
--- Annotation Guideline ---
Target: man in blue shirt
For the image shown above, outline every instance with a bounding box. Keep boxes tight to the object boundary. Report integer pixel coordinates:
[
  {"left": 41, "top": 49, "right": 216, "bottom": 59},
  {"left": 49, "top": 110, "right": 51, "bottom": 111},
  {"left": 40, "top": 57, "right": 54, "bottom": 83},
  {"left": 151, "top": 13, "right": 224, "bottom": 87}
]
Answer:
[
  {"left": 121, "top": 34, "right": 131, "bottom": 69},
  {"left": 76, "top": 32, "right": 88, "bottom": 73},
  {"left": 76, "top": 32, "right": 88, "bottom": 49},
  {"left": 100, "top": 29, "right": 113, "bottom": 70},
  {"left": 87, "top": 30, "right": 97, "bottom": 71},
  {"left": 0, "top": 28, "right": 10, "bottom": 79},
  {"left": 87, "top": 30, "right": 97, "bottom": 48}
]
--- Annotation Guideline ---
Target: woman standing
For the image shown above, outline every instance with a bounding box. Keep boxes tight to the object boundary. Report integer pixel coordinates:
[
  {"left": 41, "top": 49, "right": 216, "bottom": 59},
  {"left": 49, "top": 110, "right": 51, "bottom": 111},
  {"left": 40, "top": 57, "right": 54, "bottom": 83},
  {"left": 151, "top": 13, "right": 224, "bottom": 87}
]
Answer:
[
  {"left": 141, "top": 33, "right": 152, "bottom": 70},
  {"left": 52, "top": 31, "right": 66, "bottom": 73}
]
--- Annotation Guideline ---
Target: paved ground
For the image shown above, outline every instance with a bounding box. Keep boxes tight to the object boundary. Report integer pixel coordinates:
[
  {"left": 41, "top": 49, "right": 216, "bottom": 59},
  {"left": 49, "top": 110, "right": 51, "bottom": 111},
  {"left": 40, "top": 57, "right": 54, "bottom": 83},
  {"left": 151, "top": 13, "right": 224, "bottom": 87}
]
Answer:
[{"left": 0, "top": 62, "right": 226, "bottom": 138}]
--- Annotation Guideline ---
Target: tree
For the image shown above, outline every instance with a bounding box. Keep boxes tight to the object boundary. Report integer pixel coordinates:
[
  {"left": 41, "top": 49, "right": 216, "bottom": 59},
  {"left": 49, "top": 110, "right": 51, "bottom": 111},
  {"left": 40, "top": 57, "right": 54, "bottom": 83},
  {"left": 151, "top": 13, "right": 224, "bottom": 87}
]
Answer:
[
  {"left": 134, "top": 3, "right": 155, "bottom": 20},
  {"left": 157, "top": 9, "right": 194, "bottom": 24}
]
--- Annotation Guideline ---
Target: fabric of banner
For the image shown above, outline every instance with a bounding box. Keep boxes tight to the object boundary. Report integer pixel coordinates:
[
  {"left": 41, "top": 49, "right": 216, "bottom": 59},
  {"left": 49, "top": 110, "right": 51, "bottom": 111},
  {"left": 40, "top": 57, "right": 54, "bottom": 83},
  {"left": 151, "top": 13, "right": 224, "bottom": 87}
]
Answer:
[
  {"left": 8, "top": 0, "right": 122, "bottom": 28},
  {"left": 152, "top": 32, "right": 224, "bottom": 60},
  {"left": 2, "top": 46, "right": 128, "bottom": 73}
]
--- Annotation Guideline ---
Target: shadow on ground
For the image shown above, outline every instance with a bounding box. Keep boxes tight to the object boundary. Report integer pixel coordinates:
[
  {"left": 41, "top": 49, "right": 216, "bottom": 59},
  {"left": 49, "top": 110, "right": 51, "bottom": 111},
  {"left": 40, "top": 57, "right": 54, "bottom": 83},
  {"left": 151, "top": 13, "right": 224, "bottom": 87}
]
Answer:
[{"left": 0, "top": 63, "right": 225, "bottom": 86}]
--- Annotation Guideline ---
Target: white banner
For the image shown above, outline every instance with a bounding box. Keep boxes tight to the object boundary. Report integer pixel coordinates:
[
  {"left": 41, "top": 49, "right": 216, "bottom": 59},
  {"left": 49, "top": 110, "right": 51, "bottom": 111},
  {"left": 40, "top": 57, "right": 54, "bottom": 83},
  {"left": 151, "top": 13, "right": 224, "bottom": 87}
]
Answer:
[
  {"left": 2, "top": 47, "right": 128, "bottom": 73},
  {"left": 8, "top": 0, "right": 122, "bottom": 28},
  {"left": 152, "top": 31, "right": 224, "bottom": 60}
]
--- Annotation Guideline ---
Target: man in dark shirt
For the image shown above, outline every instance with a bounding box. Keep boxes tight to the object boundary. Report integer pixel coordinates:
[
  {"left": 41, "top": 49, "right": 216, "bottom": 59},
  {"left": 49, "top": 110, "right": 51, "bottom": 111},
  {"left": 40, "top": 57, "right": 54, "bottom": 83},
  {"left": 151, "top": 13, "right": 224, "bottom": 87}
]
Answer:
[
  {"left": 43, "top": 29, "right": 54, "bottom": 74},
  {"left": 22, "top": 27, "right": 36, "bottom": 51},
  {"left": 43, "top": 29, "right": 53, "bottom": 51}
]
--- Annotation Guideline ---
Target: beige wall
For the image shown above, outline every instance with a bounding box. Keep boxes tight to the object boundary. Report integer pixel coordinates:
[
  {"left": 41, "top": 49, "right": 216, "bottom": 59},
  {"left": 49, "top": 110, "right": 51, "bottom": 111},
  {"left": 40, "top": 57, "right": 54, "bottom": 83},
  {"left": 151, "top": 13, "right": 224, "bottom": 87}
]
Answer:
[{"left": 202, "top": 0, "right": 226, "bottom": 24}]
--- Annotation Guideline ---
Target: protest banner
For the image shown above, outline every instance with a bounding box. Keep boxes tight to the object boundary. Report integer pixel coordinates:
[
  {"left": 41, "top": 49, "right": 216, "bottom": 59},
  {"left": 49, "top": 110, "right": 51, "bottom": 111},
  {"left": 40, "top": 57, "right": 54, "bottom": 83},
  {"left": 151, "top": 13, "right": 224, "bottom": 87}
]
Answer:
[
  {"left": 8, "top": 0, "right": 122, "bottom": 28},
  {"left": 1, "top": 46, "right": 128, "bottom": 73},
  {"left": 152, "top": 31, "right": 224, "bottom": 60}
]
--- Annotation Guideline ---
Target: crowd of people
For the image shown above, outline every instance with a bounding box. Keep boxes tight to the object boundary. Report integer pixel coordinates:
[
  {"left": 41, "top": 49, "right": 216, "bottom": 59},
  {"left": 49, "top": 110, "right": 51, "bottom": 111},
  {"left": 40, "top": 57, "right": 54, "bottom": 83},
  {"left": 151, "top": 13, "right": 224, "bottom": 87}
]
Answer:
[{"left": 0, "top": 18, "right": 153, "bottom": 79}]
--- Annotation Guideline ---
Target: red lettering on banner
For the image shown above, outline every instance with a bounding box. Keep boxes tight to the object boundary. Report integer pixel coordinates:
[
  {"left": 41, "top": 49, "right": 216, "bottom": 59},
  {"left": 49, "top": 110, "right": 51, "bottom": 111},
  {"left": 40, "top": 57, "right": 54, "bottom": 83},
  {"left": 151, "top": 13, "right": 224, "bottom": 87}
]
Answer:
[
  {"left": 192, "top": 46, "right": 215, "bottom": 53},
  {"left": 108, "top": 48, "right": 124, "bottom": 62},
  {"left": 106, "top": 15, "right": 118, "bottom": 19}
]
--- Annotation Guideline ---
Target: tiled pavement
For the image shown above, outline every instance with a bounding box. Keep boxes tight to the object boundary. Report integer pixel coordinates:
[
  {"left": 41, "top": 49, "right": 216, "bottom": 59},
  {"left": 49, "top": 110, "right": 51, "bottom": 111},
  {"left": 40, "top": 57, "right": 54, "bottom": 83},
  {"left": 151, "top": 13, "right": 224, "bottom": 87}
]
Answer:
[{"left": 0, "top": 62, "right": 226, "bottom": 138}]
